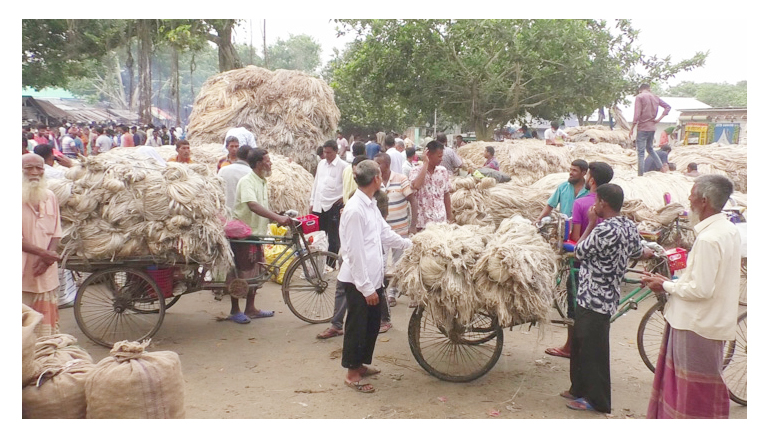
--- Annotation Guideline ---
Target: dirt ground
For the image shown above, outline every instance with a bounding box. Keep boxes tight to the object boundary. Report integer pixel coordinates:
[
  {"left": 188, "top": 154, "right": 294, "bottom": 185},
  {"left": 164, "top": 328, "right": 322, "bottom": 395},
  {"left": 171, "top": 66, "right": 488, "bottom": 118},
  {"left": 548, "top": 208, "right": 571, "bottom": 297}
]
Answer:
[{"left": 58, "top": 280, "right": 747, "bottom": 420}]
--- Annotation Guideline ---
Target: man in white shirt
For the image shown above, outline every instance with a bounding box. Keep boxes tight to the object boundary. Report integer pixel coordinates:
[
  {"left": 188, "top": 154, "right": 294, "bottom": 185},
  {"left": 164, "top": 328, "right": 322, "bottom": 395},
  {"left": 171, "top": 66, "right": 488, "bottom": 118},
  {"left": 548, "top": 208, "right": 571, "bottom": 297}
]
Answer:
[
  {"left": 338, "top": 160, "right": 411, "bottom": 393},
  {"left": 544, "top": 121, "right": 571, "bottom": 145},
  {"left": 222, "top": 126, "right": 258, "bottom": 153},
  {"left": 309, "top": 140, "right": 350, "bottom": 263},
  {"left": 384, "top": 135, "right": 405, "bottom": 175},
  {"left": 336, "top": 131, "right": 349, "bottom": 158},
  {"left": 217, "top": 145, "right": 252, "bottom": 211},
  {"left": 642, "top": 174, "right": 741, "bottom": 419},
  {"left": 33, "top": 144, "right": 72, "bottom": 180},
  {"left": 94, "top": 127, "right": 114, "bottom": 154}
]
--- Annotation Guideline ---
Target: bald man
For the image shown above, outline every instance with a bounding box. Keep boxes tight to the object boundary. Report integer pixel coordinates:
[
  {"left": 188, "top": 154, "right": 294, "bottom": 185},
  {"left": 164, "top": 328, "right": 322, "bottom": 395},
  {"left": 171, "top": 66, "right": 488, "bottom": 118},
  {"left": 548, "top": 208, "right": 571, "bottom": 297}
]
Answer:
[{"left": 22, "top": 154, "right": 62, "bottom": 336}]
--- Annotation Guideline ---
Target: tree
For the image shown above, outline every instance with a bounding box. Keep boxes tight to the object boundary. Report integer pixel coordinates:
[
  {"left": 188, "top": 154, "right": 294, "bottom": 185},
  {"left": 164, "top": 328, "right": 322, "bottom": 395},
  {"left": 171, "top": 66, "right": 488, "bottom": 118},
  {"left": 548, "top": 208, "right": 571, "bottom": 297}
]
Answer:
[
  {"left": 203, "top": 19, "right": 243, "bottom": 72},
  {"left": 333, "top": 19, "right": 707, "bottom": 139},
  {"left": 665, "top": 80, "right": 747, "bottom": 107},
  {"left": 266, "top": 34, "right": 322, "bottom": 72}
]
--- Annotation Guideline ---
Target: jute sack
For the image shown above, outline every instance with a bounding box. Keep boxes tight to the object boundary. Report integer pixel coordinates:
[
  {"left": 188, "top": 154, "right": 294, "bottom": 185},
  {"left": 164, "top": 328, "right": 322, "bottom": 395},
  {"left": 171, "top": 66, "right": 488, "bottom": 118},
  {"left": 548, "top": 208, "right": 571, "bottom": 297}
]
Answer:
[
  {"left": 34, "top": 334, "right": 93, "bottom": 368},
  {"left": 22, "top": 304, "right": 43, "bottom": 386},
  {"left": 85, "top": 340, "right": 185, "bottom": 418},
  {"left": 22, "top": 359, "right": 94, "bottom": 419}
]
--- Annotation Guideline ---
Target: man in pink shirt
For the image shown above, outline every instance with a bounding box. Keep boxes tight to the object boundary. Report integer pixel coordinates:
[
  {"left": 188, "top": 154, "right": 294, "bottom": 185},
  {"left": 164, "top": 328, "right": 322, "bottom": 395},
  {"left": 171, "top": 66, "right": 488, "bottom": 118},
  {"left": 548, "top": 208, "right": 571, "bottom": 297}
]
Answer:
[
  {"left": 629, "top": 84, "right": 671, "bottom": 177},
  {"left": 22, "top": 154, "right": 62, "bottom": 336}
]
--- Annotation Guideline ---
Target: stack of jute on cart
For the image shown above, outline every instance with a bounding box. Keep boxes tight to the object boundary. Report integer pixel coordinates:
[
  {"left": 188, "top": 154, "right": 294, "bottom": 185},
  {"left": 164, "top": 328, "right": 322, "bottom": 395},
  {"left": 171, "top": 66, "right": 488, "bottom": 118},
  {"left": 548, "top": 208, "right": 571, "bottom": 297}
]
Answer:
[
  {"left": 566, "top": 125, "right": 631, "bottom": 148},
  {"left": 667, "top": 143, "right": 748, "bottom": 192},
  {"left": 185, "top": 66, "right": 340, "bottom": 174},
  {"left": 458, "top": 140, "right": 573, "bottom": 186},
  {"left": 106, "top": 144, "right": 315, "bottom": 216},
  {"left": 450, "top": 176, "right": 550, "bottom": 227},
  {"left": 392, "top": 218, "right": 557, "bottom": 330},
  {"left": 47, "top": 153, "right": 233, "bottom": 272}
]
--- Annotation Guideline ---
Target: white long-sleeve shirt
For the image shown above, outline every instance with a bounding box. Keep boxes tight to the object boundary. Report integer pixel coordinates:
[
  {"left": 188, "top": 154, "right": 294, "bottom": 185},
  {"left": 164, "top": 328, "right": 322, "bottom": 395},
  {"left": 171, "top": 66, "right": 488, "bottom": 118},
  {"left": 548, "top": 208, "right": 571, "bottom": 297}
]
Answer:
[
  {"left": 337, "top": 189, "right": 411, "bottom": 297},
  {"left": 222, "top": 127, "right": 258, "bottom": 153},
  {"left": 662, "top": 212, "right": 742, "bottom": 340},
  {"left": 310, "top": 155, "right": 349, "bottom": 212}
]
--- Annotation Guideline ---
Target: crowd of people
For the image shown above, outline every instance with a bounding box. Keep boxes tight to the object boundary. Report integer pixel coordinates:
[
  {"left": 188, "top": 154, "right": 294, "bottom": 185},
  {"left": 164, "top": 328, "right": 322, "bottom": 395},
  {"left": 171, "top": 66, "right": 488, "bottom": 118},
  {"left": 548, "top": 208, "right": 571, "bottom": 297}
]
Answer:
[{"left": 21, "top": 115, "right": 739, "bottom": 418}]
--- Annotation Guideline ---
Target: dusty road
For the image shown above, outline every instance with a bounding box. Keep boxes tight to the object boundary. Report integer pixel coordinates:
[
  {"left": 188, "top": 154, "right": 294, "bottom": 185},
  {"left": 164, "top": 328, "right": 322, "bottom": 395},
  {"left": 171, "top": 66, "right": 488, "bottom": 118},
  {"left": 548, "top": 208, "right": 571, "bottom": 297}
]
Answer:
[{"left": 58, "top": 280, "right": 747, "bottom": 419}]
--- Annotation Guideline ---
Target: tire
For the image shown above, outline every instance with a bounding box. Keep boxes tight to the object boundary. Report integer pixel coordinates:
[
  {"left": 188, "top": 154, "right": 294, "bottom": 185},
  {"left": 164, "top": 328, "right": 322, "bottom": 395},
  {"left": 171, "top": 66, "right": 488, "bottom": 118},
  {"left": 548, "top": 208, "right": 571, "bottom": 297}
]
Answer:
[
  {"left": 74, "top": 267, "right": 166, "bottom": 348},
  {"left": 282, "top": 251, "right": 340, "bottom": 324},
  {"left": 723, "top": 311, "right": 747, "bottom": 406},
  {"left": 739, "top": 257, "right": 747, "bottom": 306},
  {"left": 637, "top": 301, "right": 666, "bottom": 373},
  {"left": 408, "top": 306, "right": 503, "bottom": 382},
  {"left": 553, "top": 263, "right": 569, "bottom": 320},
  {"left": 165, "top": 295, "right": 182, "bottom": 309}
]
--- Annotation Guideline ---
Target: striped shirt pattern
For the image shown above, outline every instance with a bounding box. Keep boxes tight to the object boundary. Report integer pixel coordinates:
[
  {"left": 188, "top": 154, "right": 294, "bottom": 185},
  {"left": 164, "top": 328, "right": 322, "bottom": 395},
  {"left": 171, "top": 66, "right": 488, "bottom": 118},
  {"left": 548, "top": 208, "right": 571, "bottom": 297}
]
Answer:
[{"left": 382, "top": 173, "right": 413, "bottom": 237}]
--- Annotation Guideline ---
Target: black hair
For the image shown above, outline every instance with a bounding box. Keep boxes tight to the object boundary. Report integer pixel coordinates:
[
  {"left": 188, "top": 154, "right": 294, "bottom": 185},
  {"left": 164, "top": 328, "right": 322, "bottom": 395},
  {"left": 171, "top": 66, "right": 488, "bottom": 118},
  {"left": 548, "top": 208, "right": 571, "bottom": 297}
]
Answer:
[
  {"left": 485, "top": 146, "right": 495, "bottom": 156},
  {"left": 33, "top": 143, "right": 55, "bottom": 160},
  {"left": 405, "top": 147, "right": 416, "bottom": 159},
  {"left": 374, "top": 152, "right": 391, "bottom": 164},
  {"left": 588, "top": 161, "right": 614, "bottom": 186},
  {"left": 247, "top": 147, "right": 269, "bottom": 169},
  {"left": 571, "top": 159, "right": 588, "bottom": 172},
  {"left": 384, "top": 135, "right": 395, "bottom": 147},
  {"left": 668, "top": 162, "right": 677, "bottom": 171},
  {"left": 236, "top": 145, "right": 251, "bottom": 161},
  {"left": 322, "top": 139, "right": 338, "bottom": 152},
  {"left": 639, "top": 83, "right": 651, "bottom": 91},
  {"left": 352, "top": 155, "right": 368, "bottom": 167},
  {"left": 596, "top": 183, "right": 624, "bottom": 212},
  {"left": 351, "top": 141, "right": 366, "bottom": 157},
  {"left": 316, "top": 145, "right": 324, "bottom": 158},
  {"left": 688, "top": 162, "right": 698, "bottom": 171},
  {"left": 175, "top": 139, "right": 189, "bottom": 149},
  {"left": 660, "top": 144, "right": 672, "bottom": 152},
  {"left": 426, "top": 140, "right": 444, "bottom": 153},
  {"left": 436, "top": 133, "right": 447, "bottom": 144}
]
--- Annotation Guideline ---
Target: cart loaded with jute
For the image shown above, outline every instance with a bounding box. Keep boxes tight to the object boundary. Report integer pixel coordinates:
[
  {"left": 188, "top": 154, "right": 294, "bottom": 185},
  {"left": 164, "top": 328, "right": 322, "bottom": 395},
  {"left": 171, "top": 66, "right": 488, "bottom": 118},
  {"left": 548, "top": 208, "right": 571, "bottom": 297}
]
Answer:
[{"left": 392, "top": 216, "right": 560, "bottom": 382}]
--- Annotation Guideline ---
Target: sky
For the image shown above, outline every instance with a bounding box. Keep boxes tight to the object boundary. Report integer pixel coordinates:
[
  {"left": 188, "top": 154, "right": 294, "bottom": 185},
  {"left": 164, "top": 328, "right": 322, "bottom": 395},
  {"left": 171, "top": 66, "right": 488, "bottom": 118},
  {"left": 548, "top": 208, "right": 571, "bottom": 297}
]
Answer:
[{"left": 234, "top": 18, "right": 747, "bottom": 87}]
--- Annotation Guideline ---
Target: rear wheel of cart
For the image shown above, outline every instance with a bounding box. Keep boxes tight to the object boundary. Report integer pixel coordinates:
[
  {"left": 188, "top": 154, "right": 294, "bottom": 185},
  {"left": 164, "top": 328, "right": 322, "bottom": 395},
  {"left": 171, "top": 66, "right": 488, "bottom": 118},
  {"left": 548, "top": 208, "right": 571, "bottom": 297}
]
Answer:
[
  {"left": 723, "top": 311, "right": 747, "bottom": 406},
  {"left": 637, "top": 301, "right": 666, "bottom": 373},
  {"left": 408, "top": 306, "right": 503, "bottom": 382},
  {"left": 74, "top": 267, "right": 166, "bottom": 348},
  {"left": 282, "top": 251, "right": 340, "bottom": 324}
]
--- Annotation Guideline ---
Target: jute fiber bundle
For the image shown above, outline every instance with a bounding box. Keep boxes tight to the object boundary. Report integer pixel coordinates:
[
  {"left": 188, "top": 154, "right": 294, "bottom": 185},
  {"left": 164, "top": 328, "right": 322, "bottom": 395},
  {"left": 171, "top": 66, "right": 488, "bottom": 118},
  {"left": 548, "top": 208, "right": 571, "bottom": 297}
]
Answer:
[
  {"left": 566, "top": 125, "right": 631, "bottom": 146},
  {"left": 667, "top": 143, "right": 748, "bottom": 192},
  {"left": 472, "top": 217, "right": 558, "bottom": 327},
  {"left": 186, "top": 66, "right": 340, "bottom": 174},
  {"left": 34, "top": 334, "right": 93, "bottom": 368},
  {"left": 457, "top": 141, "right": 573, "bottom": 186},
  {"left": 22, "top": 304, "right": 43, "bottom": 387},
  {"left": 391, "top": 223, "right": 493, "bottom": 329},
  {"left": 22, "top": 359, "right": 95, "bottom": 419},
  {"left": 450, "top": 176, "right": 551, "bottom": 228},
  {"left": 48, "top": 154, "right": 233, "bottom": 272},
  {"left": 86, "top": 340, "right": 185, "bottom": 419},
  {"left": 569, "top": 142, "right": 638, "bottom": 172}
]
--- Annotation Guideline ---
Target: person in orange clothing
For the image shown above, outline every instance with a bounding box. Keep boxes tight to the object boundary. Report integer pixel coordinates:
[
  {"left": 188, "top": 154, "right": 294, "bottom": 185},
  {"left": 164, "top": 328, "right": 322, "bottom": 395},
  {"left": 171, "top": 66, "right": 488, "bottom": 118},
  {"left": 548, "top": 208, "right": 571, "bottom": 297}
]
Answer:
[
  {"left": 168, "top": 140, "right": 193, "bottom": 163},
  {"left": 218, "top": 136, "right": 239, "bottom": 170}
]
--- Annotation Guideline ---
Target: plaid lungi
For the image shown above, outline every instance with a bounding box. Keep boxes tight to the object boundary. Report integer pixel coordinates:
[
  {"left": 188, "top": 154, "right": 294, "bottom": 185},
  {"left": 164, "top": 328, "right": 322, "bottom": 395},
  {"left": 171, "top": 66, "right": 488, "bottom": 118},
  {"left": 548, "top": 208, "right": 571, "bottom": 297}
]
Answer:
[
  {"left": 647, "top": 324, "right": 730, "bottom": 419},
  {"left": 22, "top": 288, "right": 60, "bottom": 337}
]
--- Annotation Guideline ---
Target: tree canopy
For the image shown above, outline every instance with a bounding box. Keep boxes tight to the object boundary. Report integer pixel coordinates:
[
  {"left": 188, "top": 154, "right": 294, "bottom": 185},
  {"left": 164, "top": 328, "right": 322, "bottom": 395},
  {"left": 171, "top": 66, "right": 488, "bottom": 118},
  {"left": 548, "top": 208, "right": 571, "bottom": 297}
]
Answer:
[{"left": 663, "top": 80, "right": 747, "bottom": 107}]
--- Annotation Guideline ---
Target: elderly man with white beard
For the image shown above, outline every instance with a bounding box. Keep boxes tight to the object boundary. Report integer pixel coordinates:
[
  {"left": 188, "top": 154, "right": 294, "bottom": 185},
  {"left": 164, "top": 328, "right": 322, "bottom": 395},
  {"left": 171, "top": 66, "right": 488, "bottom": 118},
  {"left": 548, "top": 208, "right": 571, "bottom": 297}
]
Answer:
[{"left": 22, "top": 154, "right": 63, "bottom": 336}]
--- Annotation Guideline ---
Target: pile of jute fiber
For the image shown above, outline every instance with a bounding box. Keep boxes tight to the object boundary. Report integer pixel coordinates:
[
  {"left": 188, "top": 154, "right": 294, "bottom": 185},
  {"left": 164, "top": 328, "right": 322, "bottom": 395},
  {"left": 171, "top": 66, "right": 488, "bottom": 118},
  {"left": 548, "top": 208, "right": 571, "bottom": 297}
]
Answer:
[
  {"left": 48, "top": 154, "right": 233, "bottom": 272},
  {"left": 450, "top": 176, "right": 550, "bottom": 228},
  {"left": 667, "top": 143, "right": 748, "bottom": 192},
  {"left": 566, "top": 125, "right": 631, "bottom": 147},
  {"left": 185, "top": 66, "right": 340, "bottom": 174},
  {"left": 391, "top": 220, "right": 556, "bottom": 330}
]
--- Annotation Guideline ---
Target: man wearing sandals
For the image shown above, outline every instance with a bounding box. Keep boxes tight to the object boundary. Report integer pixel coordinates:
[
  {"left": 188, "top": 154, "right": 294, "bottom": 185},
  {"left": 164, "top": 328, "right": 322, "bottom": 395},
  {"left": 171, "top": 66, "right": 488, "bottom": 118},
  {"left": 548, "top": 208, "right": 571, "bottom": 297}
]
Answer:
[
  {"left": 338, "top": 160, "right": 411, "bottom": 393},
  {"left": 642, "top": 175, "right": 741, "bottom": 418},
  {"left": 228, "top": 148, "right": 292, "bottom": 324}
]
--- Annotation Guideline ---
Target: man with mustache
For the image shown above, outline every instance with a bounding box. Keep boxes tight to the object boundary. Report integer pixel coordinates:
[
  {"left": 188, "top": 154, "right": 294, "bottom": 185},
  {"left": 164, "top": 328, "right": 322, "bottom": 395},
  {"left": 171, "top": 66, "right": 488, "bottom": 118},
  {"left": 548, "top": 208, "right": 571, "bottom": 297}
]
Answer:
[{"left": 21, "top": 154, "right": 62, "bottom": 336}]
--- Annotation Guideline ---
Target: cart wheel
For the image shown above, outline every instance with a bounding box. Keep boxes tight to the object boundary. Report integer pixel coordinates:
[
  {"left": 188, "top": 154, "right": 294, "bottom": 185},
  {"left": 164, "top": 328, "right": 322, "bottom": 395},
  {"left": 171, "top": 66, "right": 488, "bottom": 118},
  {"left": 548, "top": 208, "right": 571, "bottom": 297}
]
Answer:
[
  {"left": 165, "top": 295, "right": 182, "bottom": 309},
  {"left": 637, "top": 301, "right": 666, "bottom": 373},
  {"left": 282, "top": 251, "right": 340, "bottom": 324},
  {"left": 723, "top": 311, "right": 747, "bottom": 406},
  {"left": 739, "top": 257, "right": 747, "bottom": 306},
  {"left": 408, "top": 306, "right": 503, "bottom": 382},
  {"left": 74, "top": 267, "right": 165, "bottom": 348}
]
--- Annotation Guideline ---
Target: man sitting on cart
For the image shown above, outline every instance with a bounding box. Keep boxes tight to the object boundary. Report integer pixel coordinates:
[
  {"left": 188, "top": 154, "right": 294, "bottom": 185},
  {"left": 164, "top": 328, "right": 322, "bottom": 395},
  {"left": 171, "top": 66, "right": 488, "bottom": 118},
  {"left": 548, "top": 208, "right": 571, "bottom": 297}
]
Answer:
[{"left": 227, "top": 148, "right": 292, "bottom": 324}]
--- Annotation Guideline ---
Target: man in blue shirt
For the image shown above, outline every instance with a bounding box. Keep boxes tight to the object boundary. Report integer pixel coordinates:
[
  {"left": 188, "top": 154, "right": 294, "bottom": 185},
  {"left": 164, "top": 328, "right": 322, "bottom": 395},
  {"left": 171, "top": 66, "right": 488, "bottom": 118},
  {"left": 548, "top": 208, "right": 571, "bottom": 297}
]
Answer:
[
  {"left": 535, "top": 159, "right": 589, "bottom": 223},
  {"left": 365, "top": 134, "right": 381, "bottom": 159},
  {"left": 644, "top": 144, "right": 671, "bottom": 173}
]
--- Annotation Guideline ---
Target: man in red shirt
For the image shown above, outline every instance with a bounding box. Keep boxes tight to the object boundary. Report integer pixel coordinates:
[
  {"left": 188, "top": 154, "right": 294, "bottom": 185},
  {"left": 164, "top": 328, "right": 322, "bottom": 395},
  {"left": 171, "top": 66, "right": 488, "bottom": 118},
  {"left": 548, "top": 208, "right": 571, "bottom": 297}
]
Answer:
[
  {"left": 120, "top": 125, "right": 135, "bottom": 147},
  {"left": 629, "top": 84, "right": 670, "bottom": 177}
]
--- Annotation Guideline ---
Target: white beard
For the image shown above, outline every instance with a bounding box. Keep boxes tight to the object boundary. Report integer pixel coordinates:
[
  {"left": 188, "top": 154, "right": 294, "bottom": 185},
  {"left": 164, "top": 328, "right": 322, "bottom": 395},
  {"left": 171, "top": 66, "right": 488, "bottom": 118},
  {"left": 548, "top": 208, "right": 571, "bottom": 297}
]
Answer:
[
  {"left": 263, "top": 169, "right": 272, "bottom": 178},
  {"left": 22, "top": 175, "right": 49, "bottom": 205},
  {"left": 689, "top": 206, "right": 701, "bottom": 227}
]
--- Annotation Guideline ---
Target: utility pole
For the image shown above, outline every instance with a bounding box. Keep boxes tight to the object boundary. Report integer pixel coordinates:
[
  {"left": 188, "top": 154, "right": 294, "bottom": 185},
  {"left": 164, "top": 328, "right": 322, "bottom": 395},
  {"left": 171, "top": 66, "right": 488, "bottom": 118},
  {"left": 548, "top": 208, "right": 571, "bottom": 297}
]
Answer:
[
  {"left": 250, "top": 19, "right": 254, "bottom": 65},
  {"left": 263, "top": 20, "right": 268, "bottom": 69}
]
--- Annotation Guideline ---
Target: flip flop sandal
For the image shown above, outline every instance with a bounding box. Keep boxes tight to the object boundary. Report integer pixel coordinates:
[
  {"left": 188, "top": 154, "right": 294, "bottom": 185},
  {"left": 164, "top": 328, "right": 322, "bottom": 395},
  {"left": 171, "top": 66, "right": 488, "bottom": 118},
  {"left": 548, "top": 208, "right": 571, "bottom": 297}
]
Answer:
[
  {"left": 379, "top": 322, "right": 393, "bottom": 333},
  {"left": 227, "top": 312, "right": 251, "bottom": 324},
  {"left": 560, "top": 390, "right": 577, "bottom": 400},
  {"left": 247, "top": 310, "right": 275, "bottom": 319},
  {"left": 317, "top": 327, "right": 344, "bottom": 339},
  {"left": 566, "top": 398, "right": 597, "bottom": 411},
  {"left": 345, "top": 380, "right": 375, "bottom": 393},
  {"left": 361, "top": 366, "right": 381, "bottom": 378},
  {"left": 545, "top": 347, "right": 571, "bottom": 358}
]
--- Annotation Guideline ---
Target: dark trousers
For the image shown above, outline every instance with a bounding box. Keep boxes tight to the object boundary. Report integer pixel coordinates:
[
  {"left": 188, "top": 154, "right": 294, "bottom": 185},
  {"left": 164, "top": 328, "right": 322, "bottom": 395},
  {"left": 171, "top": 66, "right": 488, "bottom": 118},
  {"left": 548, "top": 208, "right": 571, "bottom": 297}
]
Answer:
[
  {"left": 341, "top": 282, "right": 384, "bottom": 369},
  {"left": 569, "top": 305, "right": 612, "bottom": 413},
  {"left": 314, "top": 202, "right": 342, "bottom": 264}
]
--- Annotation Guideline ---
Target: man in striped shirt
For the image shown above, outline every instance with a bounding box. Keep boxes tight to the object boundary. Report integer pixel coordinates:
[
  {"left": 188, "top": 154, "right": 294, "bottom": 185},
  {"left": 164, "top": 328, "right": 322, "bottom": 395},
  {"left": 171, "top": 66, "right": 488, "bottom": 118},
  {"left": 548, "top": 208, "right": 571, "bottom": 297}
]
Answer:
[{"left": 374, "top": 153, "right": 417, "bottom": 308}]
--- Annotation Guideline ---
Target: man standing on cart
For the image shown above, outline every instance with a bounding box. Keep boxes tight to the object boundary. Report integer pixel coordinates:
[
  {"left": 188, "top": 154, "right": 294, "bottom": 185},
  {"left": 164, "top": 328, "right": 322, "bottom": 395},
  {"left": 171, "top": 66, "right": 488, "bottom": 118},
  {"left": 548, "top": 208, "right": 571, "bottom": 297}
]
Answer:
[{"left": 227, "top": 148, "right": 292, "bottom": 324}]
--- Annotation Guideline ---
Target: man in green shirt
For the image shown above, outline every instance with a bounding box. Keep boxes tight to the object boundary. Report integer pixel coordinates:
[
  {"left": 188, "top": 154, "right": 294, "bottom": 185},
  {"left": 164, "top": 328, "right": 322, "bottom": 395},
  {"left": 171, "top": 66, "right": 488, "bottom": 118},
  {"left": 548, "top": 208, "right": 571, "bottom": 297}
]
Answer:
[
  {"left": 228, "top": 148, "right": 292, "bottom": 324},
  {"left": 535, "top": 159, "right": 589, "bottom": 223}
]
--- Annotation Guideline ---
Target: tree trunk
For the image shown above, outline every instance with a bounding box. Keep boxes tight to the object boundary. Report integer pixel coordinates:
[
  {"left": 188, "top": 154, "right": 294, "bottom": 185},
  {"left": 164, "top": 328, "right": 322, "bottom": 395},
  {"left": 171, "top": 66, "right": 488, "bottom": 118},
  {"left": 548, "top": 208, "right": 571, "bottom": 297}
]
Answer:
[
  {"left": 172, "top": 48, "right": 181, "bottom": 127},
  {"left": 113, "top": 53, "right": 127, "bottom": 109},
  {"left": 126, "top": 42, "right": 134, "bottom": 111},
  {"left": 137, "top": 19, "right": 153, "bottom": 124},
  {"left": 211, "top": 20, "right": 243, "bottom": 72}
]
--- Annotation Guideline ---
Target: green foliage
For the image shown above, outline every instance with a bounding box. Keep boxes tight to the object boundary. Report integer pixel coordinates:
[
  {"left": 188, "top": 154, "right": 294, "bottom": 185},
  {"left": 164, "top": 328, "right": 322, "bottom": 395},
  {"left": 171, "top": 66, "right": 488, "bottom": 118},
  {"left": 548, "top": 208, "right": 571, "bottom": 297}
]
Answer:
[
  {"left": 266, "top": 34, "right": 322, "bottom": 72},
  {"left": 664, "top": 81, "right": 747, "bottom": 107}
]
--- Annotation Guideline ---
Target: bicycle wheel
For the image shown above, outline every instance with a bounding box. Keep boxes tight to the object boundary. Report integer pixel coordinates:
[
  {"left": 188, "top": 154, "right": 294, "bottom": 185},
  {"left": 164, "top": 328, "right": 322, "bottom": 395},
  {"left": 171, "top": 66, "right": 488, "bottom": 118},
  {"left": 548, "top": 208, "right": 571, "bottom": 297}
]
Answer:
[
  {"left": 739, "top": 257, "right": 747, "bottom": 306},
  {"left": 553, "top": 263, "right": 569, "bottom": 319},
  {"left": 74, "top": 267, "right": 166, "bottom": 348},
  {"left": 637, "top": 301, "right": 666, "bottom": 373},
  {"left": 282, "top": 251, "right": 340, "bottom": 324},
  {"left": 408, "top": 306, "right": 504, "bottom": 382},
  {"left": 723, "top": 311, "right": 747, "bottom": 405}
]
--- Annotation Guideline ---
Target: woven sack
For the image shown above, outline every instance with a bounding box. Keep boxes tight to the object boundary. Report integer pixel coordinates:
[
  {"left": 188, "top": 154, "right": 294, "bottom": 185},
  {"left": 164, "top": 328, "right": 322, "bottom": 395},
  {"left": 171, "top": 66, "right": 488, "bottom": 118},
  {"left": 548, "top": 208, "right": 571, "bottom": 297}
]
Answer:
[
  {"left": 22, "top": 304, "right": 43, "bottom": 386},
  {"left": 85, "top": 340, "right": 185, "bottom": 418},
  {"left": 34, "top": 334, "right": 93, "bottom": 368},
  {"left": 22, "top": 359, "right": 94, "bottom": 419}
]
